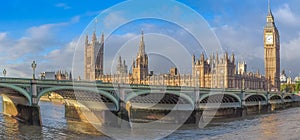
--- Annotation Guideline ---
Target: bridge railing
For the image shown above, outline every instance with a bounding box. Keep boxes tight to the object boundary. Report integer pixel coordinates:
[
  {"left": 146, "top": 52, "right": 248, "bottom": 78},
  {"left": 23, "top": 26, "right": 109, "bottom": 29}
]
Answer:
[
  {"left": 244, "top": 101, "right": 268, "bottom": 106},
  {"left": 0, "top": 77, "right": 33, "bottom": 84},
  {"left": 198, "top": 102, "right": 241, "bottom": 109},
  {"left": 284, "top": 99, "right": 293, "bottom": 103},
  {"left": 269, "top": 100, "right": 283, "bottom": 104}
]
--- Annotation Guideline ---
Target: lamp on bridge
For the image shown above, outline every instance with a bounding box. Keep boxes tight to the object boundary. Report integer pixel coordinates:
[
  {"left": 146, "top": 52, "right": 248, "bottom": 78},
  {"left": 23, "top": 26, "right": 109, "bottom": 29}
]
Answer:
[
  {"left": 31, "top": 61, "right": 37, "bottom": 80},
  {"left": 3, "top": 69, "right": 6, "bottom": 77}
]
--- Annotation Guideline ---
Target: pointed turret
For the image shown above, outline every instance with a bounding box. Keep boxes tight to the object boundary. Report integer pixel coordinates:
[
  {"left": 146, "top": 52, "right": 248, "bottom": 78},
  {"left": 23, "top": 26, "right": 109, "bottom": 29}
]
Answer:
[
  {"left": 69, "top": 71, "right": 72, "bottom": 80},
  {"left": 231, "top": 53, "right": 235, "bottom": 63},
  {"left": 200, "top": 52, "right": 205, "bottom": 63},
  {"left": 132, "top": 59, "right": 135, "bottom": 68},
  {"left": 192, "top": 54, "right": 195, "bottom": 66},
  {"left": 85, "top": 35, "right": 89, "bottom": 46},
  {"left": 92, "top": 31, "right": 97, "bottom": 43},
  {"left": 216, "top": 51, "right": 219, "bottom": 63},
  {"left": 101, "top": 32, "right": 104, "bottom": 43},
  {"left": 138, "top": 30, "right": 145, "bottom": 57},
  {"left": 266, "top": 0, "right": 275, "bottom": 25},
  {"left": 118, "top": 56, "right": 122, "bottom": 66}
]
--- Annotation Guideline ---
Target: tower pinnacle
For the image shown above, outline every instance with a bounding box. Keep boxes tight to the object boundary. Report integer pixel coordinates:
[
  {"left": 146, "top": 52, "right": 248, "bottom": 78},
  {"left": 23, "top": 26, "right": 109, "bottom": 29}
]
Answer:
[
  {"left": 92, "top": 31, "right": 97, "bottom": 43},
  {"left": 266, "top": 0, "right": 274, "bottom": 24},
  {"left": 138, "top": 30, "right": 145, "bottom": 57},
  {"left": 268, "top": 0, "right": 270, "bottom": 13},
  {"left": 267, "top": 0, "right": 273, "bottom": 16}
]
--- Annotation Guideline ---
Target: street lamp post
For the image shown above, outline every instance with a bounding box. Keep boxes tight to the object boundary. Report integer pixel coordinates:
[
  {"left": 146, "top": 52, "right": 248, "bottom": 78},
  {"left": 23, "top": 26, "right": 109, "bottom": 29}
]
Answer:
[
  {"left": 3, "top": 69, "right": 6, "bottom": 77},
  {"left": 31, "top": 61, "right": 37, "bottom": 80}
]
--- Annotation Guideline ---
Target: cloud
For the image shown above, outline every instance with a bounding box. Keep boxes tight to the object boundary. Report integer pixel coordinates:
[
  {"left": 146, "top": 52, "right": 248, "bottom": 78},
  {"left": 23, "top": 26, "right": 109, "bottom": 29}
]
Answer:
[
  {"left": 103, "top": 12, "right": 127, "bottom": 29},
  {"left": 274, "top": 3, "right": 299, "bottom": 26},
  {"left": 281, "top": 32, "right": 300, "bottom": 77},
  {"left": 0, "top": 38, "right": 78, "bottom": 78},
  {"left": 55, "top": 3, "right": 71, "bottom": 10},
  {"left": 208, "top": 2, "right": 300, "bottom": 77},
  {"left": 0, "top": 32, "right": 8, "bottom": 41},
  {"left": 0, "top": 16, "right": 81, "bottom": 78},
  {"left": 41, "top": 39, "right": 77, "bottom": 72},
  {"left": 71, "top": 16, "right": 81, "bottom": 23}
]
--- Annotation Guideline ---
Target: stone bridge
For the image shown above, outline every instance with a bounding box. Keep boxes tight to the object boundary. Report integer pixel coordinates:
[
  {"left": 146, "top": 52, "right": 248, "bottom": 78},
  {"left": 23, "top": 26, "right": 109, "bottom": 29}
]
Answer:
[{"left": 0, "top": 78, "right": 298, "bottom": 125}]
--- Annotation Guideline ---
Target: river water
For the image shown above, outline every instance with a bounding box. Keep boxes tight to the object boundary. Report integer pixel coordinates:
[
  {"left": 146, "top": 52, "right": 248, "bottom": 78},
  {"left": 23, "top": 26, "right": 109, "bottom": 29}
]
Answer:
[{"left": 1, "top": 96, "right": 300, "bottom": 140}]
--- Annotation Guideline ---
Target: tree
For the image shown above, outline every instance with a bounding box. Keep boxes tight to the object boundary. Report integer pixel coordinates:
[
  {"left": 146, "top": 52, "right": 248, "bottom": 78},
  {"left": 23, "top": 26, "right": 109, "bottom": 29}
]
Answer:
[{"left": 295, "top": 82, "right": 300, "bottom": 93}]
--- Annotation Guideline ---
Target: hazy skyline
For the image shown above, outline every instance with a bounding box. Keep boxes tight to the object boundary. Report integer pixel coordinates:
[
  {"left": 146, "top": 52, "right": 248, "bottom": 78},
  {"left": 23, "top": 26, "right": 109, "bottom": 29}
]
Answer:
[{"left": 1, "top": 0, "right": 300, "bottom": 79}]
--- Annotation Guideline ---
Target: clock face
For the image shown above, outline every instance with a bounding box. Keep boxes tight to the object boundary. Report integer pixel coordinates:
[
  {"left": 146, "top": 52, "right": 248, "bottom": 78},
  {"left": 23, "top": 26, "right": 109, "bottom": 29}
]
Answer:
[{"left": 265, "top": 34, "right": 273, "bottom": 44}]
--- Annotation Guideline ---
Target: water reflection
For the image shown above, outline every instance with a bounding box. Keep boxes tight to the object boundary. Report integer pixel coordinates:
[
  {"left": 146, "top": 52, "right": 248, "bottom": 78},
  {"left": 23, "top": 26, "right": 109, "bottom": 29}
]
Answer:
[
  {"left": 0, "top": 96, "right": 108, "bottom": 139},
  {"left": 39, "top": 101, "right": 105, "bottom": 136},
  {"left": 1, "top": 95, "right": 300, "bottom": 139},
  {"left": 259, "top": 114, "right": 279, "bottom": 139}
]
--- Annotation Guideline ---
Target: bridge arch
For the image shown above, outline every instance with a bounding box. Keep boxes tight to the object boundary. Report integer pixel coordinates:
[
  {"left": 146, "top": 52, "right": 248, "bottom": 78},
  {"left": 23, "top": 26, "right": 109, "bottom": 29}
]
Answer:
[
  {"left": 270, "top": 94, "right": 283, "bottom": 100},
  {"left": 244, "top": 94, "right": 267, "bottom": 102},
  {"left": 0, "top": 83, "right": 31, "bottom": 105},
  {"left": 125, "top": 90, "right": 194, "bottom": 108},
  {"left": 283, "top": 95, "right": 292, "bottom": 100},
  {"left": 37, "top": 86, "right": 119, "bottom": 110},
  {"left": 198, "top": 92, "right": 241, "bottom": 104}
]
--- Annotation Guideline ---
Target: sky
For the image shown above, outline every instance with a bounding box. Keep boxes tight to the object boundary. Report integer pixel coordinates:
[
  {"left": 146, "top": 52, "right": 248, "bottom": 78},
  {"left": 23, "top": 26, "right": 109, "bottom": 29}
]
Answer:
[{"left": 1, "top": 0, "right": 300, "bottom": 79}]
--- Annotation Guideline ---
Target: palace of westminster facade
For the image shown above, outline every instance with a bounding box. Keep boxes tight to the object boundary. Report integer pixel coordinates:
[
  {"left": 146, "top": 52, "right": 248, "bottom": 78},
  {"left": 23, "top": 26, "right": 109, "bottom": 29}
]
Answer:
[{"left": 84, "top": 6, "right": 280, "bottom": 91}]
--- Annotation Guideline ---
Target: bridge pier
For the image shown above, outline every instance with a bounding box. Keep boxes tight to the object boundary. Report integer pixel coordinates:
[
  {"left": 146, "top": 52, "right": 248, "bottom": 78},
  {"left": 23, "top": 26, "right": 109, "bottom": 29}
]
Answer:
[
  {"left": 270, "top": 103, "right": 285, "bottom": 111},
  {"left": 2, "top": 99, "right": 18, "bottom": 116},
  {"left": 65, "top": 104, "right": 85, "bottom": 121},
  {"left": 236, "top": 107, "right": 247, "bottom": 117},
  {"left": 2, "top": 96, "right": 41, "bottom": 126},
  {"left": 65, "top": 104, "right": 119, "bottom": 126},
  {"left": 16, "top": 104, "right": 41, "bottom": 126},
  {"left": 192, "top": 110, "right": 202, "bottom": 125}
]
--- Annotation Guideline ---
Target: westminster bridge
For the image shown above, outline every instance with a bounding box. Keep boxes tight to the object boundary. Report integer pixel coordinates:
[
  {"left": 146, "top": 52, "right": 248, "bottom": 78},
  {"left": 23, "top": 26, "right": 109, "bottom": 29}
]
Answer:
[{"left": 0, "top": 77, "right": 298, "bottom": 126}]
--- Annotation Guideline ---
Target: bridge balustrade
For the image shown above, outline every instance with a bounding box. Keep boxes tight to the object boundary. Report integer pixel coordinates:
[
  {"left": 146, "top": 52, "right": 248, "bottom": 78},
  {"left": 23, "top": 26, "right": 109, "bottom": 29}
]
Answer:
[
  {"left": 244, "top": 101, "right": 268, "bottom": 106},
  {"left": 284, "top": 99, "right": 293, "bottom": 103},
  {"left": 198, "top": 102, "right": 241, "bottom": 109}
]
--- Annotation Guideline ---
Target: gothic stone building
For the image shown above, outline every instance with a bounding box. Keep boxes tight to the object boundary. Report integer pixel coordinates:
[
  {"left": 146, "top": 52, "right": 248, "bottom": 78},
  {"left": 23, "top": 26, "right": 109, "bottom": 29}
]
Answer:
[
  {"left": 84, "top": 31, "right": 266, "bottom": 90},
  {"left": 84, "top": 32, "right": 104, "bottom": 80},
  {"left": 264, "top": 5, "right": 281, "bottom": 91}
]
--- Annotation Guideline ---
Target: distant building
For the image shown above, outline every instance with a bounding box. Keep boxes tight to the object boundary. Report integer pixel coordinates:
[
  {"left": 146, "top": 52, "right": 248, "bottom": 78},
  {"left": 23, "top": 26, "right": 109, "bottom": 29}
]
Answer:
[
  {"left": 84, "top": 31, "right": 266, "bottom": 90},
  {"left": 116, "top": 56, "right": 128, "bottom": 75},
  {"left": 84, "top": 32, "right": 104, "bottom": 80},
  {"left": 55, "top": 71, "right": 72, "bottom": 80},
  {"left": 294, "top": 76, "right": 300, "bottom": 83},
  {"left": 40, "top": 72, "right": 56, "bottom": 80},
  {"left": 83, "top": 5, "right": 280, "bottom": 91},
  {"left": 280, "top": 70, "right": 287, "bottom": 84},
  {"left": 287, "top": 77, "right": 292, "bottom": 84},
  {"left": 40, "top": 71, "right": 72, "bottom": 80},
  {"left": 238, "top": 61, "right": 247, "bottom": 75},
  {"left": 264, "top": 3, "right": 281, "bottom": 91}
]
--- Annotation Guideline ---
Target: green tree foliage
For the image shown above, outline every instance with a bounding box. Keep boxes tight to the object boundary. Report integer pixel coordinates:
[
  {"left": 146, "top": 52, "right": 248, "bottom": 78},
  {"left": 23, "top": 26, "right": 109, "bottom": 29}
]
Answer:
[
  {"left": 295, "top": 82, "right": 300, "bottom": 93},
  {"left": 281, "top": 84, "right": 297, "bottom": 93}
]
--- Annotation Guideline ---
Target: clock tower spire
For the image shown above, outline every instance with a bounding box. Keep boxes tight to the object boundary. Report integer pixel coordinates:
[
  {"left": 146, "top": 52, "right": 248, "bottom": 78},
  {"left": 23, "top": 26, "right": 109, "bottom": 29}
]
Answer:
[{"left": 264, "top": 0, "right": 280, "bottom": 91}]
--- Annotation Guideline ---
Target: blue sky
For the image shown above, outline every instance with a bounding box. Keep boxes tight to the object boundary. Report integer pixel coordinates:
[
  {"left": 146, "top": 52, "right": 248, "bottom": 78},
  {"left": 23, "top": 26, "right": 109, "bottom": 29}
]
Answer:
[{"left": 1, "top": 0, "right": 300, "bottom": 79}]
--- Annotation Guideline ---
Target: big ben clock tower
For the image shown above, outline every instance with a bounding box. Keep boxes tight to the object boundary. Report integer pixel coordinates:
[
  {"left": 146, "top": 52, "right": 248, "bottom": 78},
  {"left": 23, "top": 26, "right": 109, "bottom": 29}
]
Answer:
[{"left": 264, "top": 0, "right": 280, "bottom": 91}]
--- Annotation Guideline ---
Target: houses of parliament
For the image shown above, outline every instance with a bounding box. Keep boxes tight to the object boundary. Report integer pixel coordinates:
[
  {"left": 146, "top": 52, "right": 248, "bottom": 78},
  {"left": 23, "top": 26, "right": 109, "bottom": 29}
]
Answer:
[{"left": 84, "top": 5, "right": 280, "bottom": 91}]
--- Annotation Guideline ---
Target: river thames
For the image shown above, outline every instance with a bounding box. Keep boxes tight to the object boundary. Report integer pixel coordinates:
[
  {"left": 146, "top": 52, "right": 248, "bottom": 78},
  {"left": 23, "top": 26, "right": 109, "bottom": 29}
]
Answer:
[{"left": 1, "top": 96, "right": 300, "bottom": 140}]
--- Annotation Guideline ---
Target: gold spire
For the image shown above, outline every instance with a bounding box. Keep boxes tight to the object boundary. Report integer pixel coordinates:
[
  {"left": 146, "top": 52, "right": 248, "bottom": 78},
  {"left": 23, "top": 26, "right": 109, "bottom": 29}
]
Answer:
[
  {"left": 92, "top": 31, "right": 97, "bottom": 43},
  {"left": 266, "top": 0, "right": 274, "bottom": 24},
  {"left": 268, "top": 0, "right": 270, "bottom": 13},
  {"left": 138, "top": 30, "right": 145, "bottom": 57},
  {"left": 267, "top": 0, "right": 273, "bottom": 16}
]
